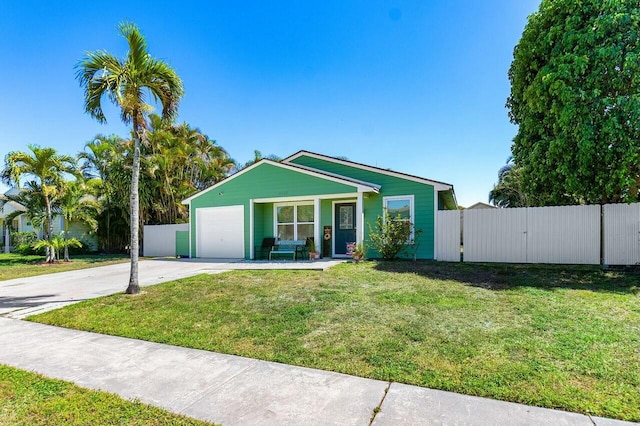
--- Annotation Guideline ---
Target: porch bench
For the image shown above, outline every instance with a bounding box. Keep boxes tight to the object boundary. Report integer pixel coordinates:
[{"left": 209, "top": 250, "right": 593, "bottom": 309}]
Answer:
[{"left": 269, "top": 240, "right": 307, "bottom": 260}]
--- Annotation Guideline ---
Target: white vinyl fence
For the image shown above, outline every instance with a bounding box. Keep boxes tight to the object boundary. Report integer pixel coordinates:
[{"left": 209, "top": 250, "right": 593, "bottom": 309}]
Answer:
[
  {"left": 436, "top": 210, "right": 461, "bottom": 262},
  {"left": 450, "top": 203, "right": 640, "bottom": 265},
  {"left": 143, "top": 223, "right": 189, "bottom": 257},
  {"left": 464, "top": 208, "right": 528, "bottom": 263},
  {"left": 462, "top": 204, "right": 602, "bottom": 265},
  {"left": 603, "top": 203, "right": 640, "bottom": 266}
]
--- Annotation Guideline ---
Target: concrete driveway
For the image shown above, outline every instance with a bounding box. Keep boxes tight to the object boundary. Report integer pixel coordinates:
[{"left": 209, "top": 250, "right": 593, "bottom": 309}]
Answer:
[
  {"left": 0, "top": 259, "right": 231, "bottom": 319},
  {"left": 0, "top": 258, "right": 345, "bottom": 319}
]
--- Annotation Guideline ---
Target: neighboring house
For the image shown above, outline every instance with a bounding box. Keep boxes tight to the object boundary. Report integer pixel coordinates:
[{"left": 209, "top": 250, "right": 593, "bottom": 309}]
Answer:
[
  {"left": 182, "top": 150, "right": 457, "bottom": 259},
  {"left": 465, "top": 202, "right": 496, "bottom": 210},
  {"left": 0, "top": 189, "right": 98, "bottom": 253}
]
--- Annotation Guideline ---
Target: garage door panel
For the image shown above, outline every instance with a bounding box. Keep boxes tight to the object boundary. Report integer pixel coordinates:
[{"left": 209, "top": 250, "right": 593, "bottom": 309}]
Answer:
[{"left": 196, "top": 205, "right": 244, "bottom": 258}]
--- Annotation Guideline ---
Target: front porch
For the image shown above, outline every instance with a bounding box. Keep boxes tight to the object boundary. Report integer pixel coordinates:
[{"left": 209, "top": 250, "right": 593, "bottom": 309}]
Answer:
[{"left": 249, "top": 193, "right": 368, "bottom": 260}]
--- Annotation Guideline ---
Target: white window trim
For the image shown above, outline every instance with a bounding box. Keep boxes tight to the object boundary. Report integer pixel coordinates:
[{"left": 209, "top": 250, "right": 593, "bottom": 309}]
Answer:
[
  {"left": 382, "top": 195, "right": 415, "bottom": 243},
  {"left": 273, "top": 201, "right": 315, "bottom": 241}
]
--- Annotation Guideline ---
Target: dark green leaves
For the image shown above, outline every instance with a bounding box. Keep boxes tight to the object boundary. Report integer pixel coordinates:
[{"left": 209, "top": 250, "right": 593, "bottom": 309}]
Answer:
[{"left": 508, "top": 0, "right": 640, "bottom": 205}]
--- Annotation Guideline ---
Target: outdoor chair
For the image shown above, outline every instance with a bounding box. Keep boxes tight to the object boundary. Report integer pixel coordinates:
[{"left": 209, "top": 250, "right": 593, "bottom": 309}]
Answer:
[{"left": 255, "top": 237, "right": 276, "bottom": 260}]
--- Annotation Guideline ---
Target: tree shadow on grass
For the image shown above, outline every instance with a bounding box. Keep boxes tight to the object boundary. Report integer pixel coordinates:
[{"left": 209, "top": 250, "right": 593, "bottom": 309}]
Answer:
[{"left": 373, "top": 260, "right": 639, "bottom": 294}]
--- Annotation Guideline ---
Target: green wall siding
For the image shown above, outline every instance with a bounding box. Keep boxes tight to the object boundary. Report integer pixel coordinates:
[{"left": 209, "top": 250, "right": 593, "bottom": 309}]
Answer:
[
  {"left": 290, "top": 156, "right": 436, "bottom": 259},
  {"left": 175, "top": 231, "right": 189, "bottom": 257},
  {"left": 189, "top": 163, "right": 358, "bottom": 257}
]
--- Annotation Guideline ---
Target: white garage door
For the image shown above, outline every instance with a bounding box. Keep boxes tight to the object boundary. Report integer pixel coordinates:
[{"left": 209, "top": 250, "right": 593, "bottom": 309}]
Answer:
[{"left": 196, "top": 205, "right": 245, "bottom": 258}]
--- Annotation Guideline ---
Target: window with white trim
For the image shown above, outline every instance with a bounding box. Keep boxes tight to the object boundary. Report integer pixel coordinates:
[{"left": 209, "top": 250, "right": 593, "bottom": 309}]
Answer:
[
  {"left": 383, "top": 195, "right": 415, "bottom": 240},
  {"left": 275, "top": 202, "right": 314, "bottom": 241}
]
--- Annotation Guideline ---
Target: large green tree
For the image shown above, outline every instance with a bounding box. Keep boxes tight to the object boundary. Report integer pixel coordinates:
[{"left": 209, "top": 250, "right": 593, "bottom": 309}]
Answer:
[
  {"left": 1, "top": 145, "right": 76, "bottom": 262},
  {"left": 507, "top": 0, "right": 640, "bottom": 205},
  {"left": 77, "top": 22, "right": 184, "bottom": 294}
]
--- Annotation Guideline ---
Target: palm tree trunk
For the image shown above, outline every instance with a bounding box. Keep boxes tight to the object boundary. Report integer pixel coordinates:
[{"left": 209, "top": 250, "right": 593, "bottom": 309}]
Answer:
[
  {"left": 126, "top": 121, "right": 142, "bottom": 294},
  {"left": 64, "top": 221, "right": 70, "bottom": 262},
  {"left": 44, "top": 196, "right": 54, "bottom": 263}
]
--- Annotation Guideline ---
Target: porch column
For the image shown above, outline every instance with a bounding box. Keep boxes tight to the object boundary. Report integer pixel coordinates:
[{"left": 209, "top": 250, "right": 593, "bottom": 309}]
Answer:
[
  {"left": 249, "top": 199, "right": 254, "bottom": 260},
  {"left": 356, "top": 192, "right": 364, "bottom": 244},
  {"left": 314, "top": 198, "right": 320, "bottom": 255},
  {"left": 4, "top": 222, "right": 9, "bottom": 253}
]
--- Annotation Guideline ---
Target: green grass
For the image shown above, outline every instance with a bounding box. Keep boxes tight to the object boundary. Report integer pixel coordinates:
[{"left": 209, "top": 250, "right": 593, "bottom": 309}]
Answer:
[
  {"left": 31, "top": 262, "right": 640, "bottom": 421},
  {"left": 0, "top": 364, "right": 214, "bottom": 425},
  {"left": 0, "top": 253, "right": 129, "bottom": 281}
]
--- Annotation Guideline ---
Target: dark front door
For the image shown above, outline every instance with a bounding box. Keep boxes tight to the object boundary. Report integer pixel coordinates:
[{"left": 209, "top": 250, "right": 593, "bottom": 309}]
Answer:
[{"left": 334, "top": 202, "right": 356, "bottom": 255}]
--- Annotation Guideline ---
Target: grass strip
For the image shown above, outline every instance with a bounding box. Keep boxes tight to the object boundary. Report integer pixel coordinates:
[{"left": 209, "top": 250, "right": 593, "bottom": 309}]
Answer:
[
  {"left": 0, "top": 364, "right": 214, "bottom": 425},
  {"left": 0, "top": 253, "right": 128, "bottom": 281},
  {"left": 31, "top": 261, "right": 640, "bottom": 421}
]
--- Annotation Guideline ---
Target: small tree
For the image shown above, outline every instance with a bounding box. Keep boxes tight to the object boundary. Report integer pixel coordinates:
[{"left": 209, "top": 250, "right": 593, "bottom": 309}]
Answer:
[
  {"left": 34, "top": 233, "right": 82, "bottom": 262},
  {"left": 368, "top": 211, "right": 420, "bottom": 260},
  {"left": 59, "top": 179, "right": 99, "bottom": 261}
]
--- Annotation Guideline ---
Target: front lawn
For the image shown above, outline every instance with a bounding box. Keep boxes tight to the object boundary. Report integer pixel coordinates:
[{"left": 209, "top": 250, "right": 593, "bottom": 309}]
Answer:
[
  {"left": 30, "top": 262, "right": 639, "bottom": 421},
  {"left": 0, "top": 364, "right": 213, "bottom": 425},
  {"left": 0, "top": 253, "right": 129, "bottom": 281}
]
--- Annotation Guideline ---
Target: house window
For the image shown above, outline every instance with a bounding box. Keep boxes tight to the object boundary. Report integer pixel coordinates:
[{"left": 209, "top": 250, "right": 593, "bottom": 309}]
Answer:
[
  {"left": 383, "top": 195, "right": 415, "bottom": 240},
  {"left": 275, "top": 203, "right": 314, "bottom": 241}
]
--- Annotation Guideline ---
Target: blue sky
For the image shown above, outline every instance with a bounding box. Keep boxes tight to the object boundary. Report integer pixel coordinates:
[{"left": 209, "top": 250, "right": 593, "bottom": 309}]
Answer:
[{"left": 0, "top": 1, "right": 540, "bottom": 207}]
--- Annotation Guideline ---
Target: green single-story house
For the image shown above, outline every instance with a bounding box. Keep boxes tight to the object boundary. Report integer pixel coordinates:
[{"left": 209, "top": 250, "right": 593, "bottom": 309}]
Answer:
[{"left": 182, "top": 151, "right": 457, "bottom": 259}]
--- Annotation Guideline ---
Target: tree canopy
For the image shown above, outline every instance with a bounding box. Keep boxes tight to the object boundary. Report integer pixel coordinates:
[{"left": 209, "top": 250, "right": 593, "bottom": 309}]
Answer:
[{"left": 507, "top": 0, "right": 640, "bottom": 205}]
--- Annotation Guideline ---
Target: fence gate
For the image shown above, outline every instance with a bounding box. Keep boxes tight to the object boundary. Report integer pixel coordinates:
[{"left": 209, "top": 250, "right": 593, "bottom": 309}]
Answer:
[
  {"left": 464, "top": 208, "right": 527, "bottom": 263},
  {"left": 463, "top": 205, "right": 600, "bottom": 264},
  {"left": 603, "top": 203, "right": 640, "bottom": 266},
  {"left": 525, "top": 205, "right": 600, "bottom": 265}
]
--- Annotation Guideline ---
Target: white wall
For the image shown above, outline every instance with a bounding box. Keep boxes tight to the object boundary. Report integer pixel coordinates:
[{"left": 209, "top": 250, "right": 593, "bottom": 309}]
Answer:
[
  {"left": 436, "top": 210, "right": 461, "bottom": 262},
  {"left": 143, "top": 224, "right": 189, "bottom": 257},
  {"left": 603, "top": 203, "right": 640, "bottom": 266}
]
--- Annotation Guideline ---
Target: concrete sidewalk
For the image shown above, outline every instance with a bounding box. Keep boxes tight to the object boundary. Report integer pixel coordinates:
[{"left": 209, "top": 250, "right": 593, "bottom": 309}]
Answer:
[{"left": 0, "top": 319, "right": 634, "bottom": 426}]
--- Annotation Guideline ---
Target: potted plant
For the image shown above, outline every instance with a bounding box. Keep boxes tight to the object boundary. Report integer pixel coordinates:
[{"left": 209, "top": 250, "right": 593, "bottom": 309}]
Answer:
[
  {"left": 352, "top": 242, "right": 367, "bottom": 262},
  {"left": 307, "top": 238, "right": 320, "bottom": 260}
]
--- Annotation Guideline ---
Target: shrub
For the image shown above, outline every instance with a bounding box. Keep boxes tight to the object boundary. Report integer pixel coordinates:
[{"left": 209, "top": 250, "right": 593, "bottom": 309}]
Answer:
[
  {"left": 12, "top": 231, "right": 38, "bottom": 246},
  {"left": 11, "top": 232, "right": 42, "bottom": 255},
  {"left": 368, "top": 211, "right": 421, "bottom": 260}
]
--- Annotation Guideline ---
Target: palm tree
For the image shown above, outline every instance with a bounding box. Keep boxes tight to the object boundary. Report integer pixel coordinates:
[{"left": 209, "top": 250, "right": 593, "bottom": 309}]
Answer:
[
  {"left": 59, "top": 179, "right": 100, "bottom": 261},
  {"left": 2, "top": 145, "right": 76, "bottom": 262},
  {"left": 79, "top": 135, "right": 131, "bottom": 252},
  {"left": 77, "top": 21, "right": 184, "bottom": 294},
  {"left": 488, "top": 156, "right": 529, "bottom": 208}
]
